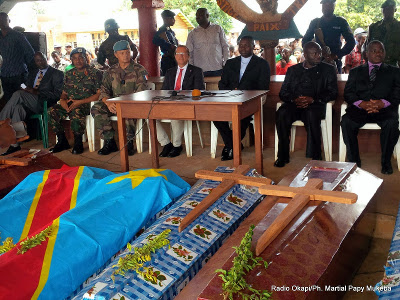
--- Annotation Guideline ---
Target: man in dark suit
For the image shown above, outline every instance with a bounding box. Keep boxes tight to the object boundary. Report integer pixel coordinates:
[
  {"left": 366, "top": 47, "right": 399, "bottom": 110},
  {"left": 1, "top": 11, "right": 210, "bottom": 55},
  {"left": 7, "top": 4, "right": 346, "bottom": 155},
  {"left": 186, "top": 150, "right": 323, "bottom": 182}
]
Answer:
[
  {"left": 275, "top": 41, "right": 338, "bottom": 167},
  {"left": 213, "top": 35, "right": 270, "bottom": 161},
  {"left": 0, "top": 51, "right": 64, "bottom": 155},
  {"left": 341, "top": 40, "right": 400, "bottom": 174},
  {"left": 157, "top": 45, "right": 205, "bottom": 157}
]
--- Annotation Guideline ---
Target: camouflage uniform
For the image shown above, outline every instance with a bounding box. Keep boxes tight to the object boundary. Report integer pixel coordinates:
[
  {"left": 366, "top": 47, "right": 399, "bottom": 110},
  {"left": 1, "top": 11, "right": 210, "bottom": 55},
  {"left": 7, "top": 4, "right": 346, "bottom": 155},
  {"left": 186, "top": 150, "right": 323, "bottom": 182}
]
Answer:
[
  {"left": 49, "top": 66, "right": 103, "bottom": 135},
  {"left": 367, "top": 19, "right": 400, "bottom": 66},
  {"left": 97, "top": 35, "right": 134, "bottom": 67},
  {"left": 91, "top": 60, "right": 148, "bottom": 140}
]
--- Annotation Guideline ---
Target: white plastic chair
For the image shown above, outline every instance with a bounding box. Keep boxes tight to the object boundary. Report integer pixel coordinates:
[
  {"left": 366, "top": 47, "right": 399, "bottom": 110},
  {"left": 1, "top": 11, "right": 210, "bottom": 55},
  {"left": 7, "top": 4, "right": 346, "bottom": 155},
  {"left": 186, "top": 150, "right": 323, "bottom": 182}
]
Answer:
[
  {"left": 58, "top": 114, "right": 94, "bottom": 151},
  {"left": 210, "top": 95, "right": 266, "bottom": 158},
  {"left": 274, "top": 101, "right": 333, "bottom": 161},
  {"left": 339, "top": 103, "right": 400, "bottom": 170},
  {"left": 97, "top": 82, "right": 156, "bottom": 153}
]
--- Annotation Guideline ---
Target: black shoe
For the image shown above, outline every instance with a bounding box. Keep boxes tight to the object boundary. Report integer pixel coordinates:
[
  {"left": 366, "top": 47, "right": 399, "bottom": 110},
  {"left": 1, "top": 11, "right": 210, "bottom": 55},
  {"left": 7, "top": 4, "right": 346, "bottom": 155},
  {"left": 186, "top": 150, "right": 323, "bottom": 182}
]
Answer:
[
  {"left": 381, "top": 162, "right": 393, "bottom": 175},
  {"left": 274, "top": 158, "right": 289, "bottom": 168},
  {"left": 72, "top": 134, "right": 83, "bottom": 154},
  {"left": 50, "top": 133, "right": 71, "bottom": 153},
  {"left": 221, "top": 146, "right": 233, "bottom": 161},
  {"left": 159, "top": 142, "right": 173, "bottom": 157},
  {"left": 168, "top": 145, "right": 183, "bottom": 157},
  {"left": 127, "top": 140, "right": 135, "bottom": 156},
  {"left": 98, "top": 138, "right": 118, "bottom": 155},
  {"left": 1, "top": 145, "right": 21, "bottom": 156}
]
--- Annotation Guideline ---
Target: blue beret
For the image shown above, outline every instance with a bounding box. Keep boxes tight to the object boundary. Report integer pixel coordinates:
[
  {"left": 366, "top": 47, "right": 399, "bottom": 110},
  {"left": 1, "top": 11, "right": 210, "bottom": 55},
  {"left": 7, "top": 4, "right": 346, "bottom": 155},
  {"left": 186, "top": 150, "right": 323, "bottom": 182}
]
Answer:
[
  {"left": 70, "top": 47, "right": 86, "bottom": 57},
  {"left": 113, "top": 40, "right": 130, "bottom": 52}
]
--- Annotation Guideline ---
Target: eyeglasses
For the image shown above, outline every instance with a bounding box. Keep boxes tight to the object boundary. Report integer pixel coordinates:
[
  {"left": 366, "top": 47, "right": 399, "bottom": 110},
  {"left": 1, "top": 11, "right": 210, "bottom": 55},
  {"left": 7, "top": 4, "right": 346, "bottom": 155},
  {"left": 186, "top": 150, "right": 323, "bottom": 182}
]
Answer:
[{"left": 175, "top": 52, "right": 188, "bottom": 55}]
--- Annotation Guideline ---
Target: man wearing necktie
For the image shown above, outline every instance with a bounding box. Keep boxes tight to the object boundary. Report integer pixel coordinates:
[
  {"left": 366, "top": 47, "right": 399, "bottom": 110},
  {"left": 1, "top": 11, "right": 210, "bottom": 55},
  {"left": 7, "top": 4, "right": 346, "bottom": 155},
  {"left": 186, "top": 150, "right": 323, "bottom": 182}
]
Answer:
[
  {"left": 213, "top": 36, "right": 270, "bottom": 161},
  {"left": 157, "top": 45, "right": 205, "bottom": 157},
  {"left": 0, "top": 51, "right": 64, "bottom": 155},
  {"left": 341, "top": 40, "right": 400, "bottom": 174}
]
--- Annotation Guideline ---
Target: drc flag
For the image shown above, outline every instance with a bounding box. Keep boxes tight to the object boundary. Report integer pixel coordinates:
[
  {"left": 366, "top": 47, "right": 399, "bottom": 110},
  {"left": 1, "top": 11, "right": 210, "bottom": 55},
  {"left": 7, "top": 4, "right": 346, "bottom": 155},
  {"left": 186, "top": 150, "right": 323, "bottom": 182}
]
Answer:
[{"left": 0, "top": 165, "right": 189, "bottom": 300}]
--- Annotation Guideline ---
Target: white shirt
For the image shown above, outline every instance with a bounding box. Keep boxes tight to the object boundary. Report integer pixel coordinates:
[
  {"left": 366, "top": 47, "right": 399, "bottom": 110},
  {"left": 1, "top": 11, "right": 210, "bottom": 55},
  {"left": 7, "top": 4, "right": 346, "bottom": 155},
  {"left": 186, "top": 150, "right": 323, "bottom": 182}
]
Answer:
[
  {"left": 240, "top": 55, "right": 252, "bottom": 81},
  {"left": 174, "top": 63, "right": 188, "bottom": 90},
  {"left": 186, "top": 23, "right": 229, "bottom": 72}
]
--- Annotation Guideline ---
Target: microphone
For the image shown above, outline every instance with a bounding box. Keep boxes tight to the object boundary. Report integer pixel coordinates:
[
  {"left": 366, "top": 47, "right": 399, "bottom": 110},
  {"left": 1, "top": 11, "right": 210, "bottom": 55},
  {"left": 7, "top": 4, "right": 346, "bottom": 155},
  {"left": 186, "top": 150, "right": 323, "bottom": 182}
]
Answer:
[
  {"left": 200, "top": 91, "right": 215, "bottom": 96},
  {"left": 171, "top": 91, "right": 179, "bottom": 96},
  {"left": 192, "top": 89, "right": 215, "bottom": 97}
]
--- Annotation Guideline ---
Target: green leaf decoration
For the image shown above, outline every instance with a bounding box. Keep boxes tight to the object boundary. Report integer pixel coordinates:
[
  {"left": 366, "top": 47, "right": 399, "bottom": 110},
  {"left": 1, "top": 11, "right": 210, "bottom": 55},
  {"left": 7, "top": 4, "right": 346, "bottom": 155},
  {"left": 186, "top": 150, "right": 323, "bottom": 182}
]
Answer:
[
  {"left": 0, "top": 236, "right": 16, "bottom": 254},
  {"left": 17, "top": 224, "right": 56, "bottom": 255},
  {"left": 215, "top": 225, "right": 272, "bottom": 300},
  {"left": 111, "top": 229, "right": 171, "bottom": 282}
]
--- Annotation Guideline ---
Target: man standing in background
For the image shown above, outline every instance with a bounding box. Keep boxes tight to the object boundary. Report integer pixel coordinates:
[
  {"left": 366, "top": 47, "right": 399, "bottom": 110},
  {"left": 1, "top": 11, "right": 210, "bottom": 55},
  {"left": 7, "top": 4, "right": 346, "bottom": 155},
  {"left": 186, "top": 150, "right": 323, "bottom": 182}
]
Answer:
[{"left": 186, "top": 8, "right": 229, "bottom": 77}]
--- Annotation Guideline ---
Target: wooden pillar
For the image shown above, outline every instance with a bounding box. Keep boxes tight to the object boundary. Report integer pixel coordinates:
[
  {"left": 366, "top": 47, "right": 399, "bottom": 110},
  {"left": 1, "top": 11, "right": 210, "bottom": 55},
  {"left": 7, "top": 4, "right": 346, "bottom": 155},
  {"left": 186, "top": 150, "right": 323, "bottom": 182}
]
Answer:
[
  {"left": 131, "top": 0, "right": 164, "bottom": 77},
  {"left": 260, "top": 40, "right": 278, "bottom": 75}
]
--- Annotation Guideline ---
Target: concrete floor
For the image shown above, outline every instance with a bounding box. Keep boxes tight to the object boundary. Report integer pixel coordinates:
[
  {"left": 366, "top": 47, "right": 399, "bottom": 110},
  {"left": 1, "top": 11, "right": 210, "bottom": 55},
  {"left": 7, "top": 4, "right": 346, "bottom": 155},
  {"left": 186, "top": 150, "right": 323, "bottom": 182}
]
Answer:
[{"left": 15, "top": 135, "right": 400, "bottom": 300}]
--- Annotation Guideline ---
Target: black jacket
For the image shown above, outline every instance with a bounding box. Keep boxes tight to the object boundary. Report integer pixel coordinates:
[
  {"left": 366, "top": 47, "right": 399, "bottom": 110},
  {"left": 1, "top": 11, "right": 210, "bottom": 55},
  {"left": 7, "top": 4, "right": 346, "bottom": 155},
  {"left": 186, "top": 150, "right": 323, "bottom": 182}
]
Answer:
[
  {"left": 279, "top": 62, "right": 338, "bottom": 104},
  {"left": 162, "top": 64, "right": 205, "bottom": 90},
  {"left": 26, "top": 66, "right": 64, "bottom": 106},
  {"left": 218, "top": 55, "right": 270, "bottom": 90}
]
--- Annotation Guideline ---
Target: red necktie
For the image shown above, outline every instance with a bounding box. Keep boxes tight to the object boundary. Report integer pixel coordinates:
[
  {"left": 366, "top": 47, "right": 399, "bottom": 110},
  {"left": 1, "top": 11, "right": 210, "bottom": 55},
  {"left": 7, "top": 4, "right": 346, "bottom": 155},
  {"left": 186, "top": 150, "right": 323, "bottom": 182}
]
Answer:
[{"left": 174, "top": 68, "right": 183, "bottom": 91}]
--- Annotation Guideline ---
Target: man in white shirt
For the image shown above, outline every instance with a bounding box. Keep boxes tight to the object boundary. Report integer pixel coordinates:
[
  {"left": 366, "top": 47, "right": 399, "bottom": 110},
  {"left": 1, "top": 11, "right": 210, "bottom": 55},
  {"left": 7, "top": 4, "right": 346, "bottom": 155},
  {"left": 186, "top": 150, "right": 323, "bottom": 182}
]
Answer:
[
  {"left": 158, "top": 45, "right": 205, "bottom": 157},
  {"left": 186, "top": 8, "right": 229, "bottom": 77}
]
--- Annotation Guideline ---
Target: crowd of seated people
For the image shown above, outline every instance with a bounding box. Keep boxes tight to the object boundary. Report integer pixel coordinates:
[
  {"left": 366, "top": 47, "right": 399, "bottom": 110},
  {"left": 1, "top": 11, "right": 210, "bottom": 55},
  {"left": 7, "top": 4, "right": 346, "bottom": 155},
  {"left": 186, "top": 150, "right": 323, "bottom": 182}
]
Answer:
[{"left": 0, "top": 0, "right": 399, "bottom": 175}]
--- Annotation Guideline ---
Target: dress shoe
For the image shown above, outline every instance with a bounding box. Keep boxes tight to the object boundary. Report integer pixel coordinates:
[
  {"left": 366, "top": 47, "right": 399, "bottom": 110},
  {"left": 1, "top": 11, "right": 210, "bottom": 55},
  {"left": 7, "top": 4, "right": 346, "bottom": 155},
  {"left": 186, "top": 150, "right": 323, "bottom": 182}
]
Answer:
[
  {"left": 72, "top": 134, "right": 84, "bottom": 155},
  {"left": 50, "top": 133, "right": 71, "bottom": 153},
  {"left": 1, "top": 145, "right": 21, "bottom": 156},
  {"left": 168, "top": 145, "right": 183, "bottom": 157},
  {"left": 221, "top": 146, "right": 233, "bottom": 161},
  {"left": 274, "top": 158, "right": 290, "bottom": 168},
  {"left": 381, "top": 163, "right": 393, "bottom": 175},
  {"left": 98, "top": 138, "right": 118, "bottom": 155},
  {"left": 159, "top": 142, "right": 173, "bottom": 157},
  {"left": 127, "top": 140, "right": 135, "bottom": 156}
]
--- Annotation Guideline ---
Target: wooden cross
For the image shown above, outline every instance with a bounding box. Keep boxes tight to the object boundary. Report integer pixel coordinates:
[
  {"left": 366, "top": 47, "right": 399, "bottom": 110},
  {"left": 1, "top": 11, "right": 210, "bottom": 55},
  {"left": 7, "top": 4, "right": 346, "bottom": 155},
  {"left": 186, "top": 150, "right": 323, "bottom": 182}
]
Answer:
[
  {"left": 178, "top": 165, "right": 272, "bottom": 232},
  {"left": 253, "top": 178, "right": 357, "bottom": 256}
]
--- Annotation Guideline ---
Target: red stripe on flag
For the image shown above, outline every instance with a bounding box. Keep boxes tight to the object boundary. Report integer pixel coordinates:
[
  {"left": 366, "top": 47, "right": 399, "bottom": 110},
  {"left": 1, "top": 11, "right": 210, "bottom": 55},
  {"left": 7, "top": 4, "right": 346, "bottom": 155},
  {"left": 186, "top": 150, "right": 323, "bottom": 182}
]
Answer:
[
  {"left": 0, "top": 238, "right": 49, "bottom": 299},
  {"left": 27, "top": 166, "right": 80, "bottom": 236}
]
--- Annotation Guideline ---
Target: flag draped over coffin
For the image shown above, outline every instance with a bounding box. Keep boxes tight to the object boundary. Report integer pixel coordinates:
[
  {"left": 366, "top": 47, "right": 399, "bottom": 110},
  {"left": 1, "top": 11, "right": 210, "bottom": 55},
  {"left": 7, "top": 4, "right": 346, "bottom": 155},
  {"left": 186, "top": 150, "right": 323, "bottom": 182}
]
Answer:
[{"left": 0, "top": 165, "right": 190, "bottom": 300}]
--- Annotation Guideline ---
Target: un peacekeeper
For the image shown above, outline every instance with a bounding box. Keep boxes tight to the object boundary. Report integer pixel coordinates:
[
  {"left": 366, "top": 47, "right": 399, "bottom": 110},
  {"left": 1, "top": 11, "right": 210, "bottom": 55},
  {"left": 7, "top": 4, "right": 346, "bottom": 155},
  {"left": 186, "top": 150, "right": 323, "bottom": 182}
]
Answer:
[
  {"left": 97, "top": 19, "right": 138, "bottom": 68},
  {"left": 302, "top": 0, "right": 355, "bottom": 73},
  {"left": 366, "top": 0, "right": 400, "bottom": 66},
  {"left": 153, "top": 10, "right": 178, "bottom": 75},
  {"left": 49, "top": 47, "right": 102, "bottom": 154},
  {"left": 91, "top": 40, "right": 148, "bottom": 156}
]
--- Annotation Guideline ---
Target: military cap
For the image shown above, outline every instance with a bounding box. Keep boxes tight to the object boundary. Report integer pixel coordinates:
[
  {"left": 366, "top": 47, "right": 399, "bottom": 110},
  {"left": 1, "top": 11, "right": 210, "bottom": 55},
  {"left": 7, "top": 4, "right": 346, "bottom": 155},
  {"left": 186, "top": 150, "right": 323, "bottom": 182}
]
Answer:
[
  {"left": 381, "top": 0, "right": 396, "bottom": 8},
  {"left": 320, "top": 0, "right": 336, "bottom": 3},
  {"left": 161, "top": 10, "right": 175, "bottom": 18},
  {"left": 104, "top": 19, "right": 119, "bottom": 32},
  {"left": 70, "top": 47, "right": 86, "bottom": 58},
  {"left": 53, "top": 44, "right": 62, "bottom": 48},
  {"left": 113, "top": 40, "right": 130, "bottom": 52}
]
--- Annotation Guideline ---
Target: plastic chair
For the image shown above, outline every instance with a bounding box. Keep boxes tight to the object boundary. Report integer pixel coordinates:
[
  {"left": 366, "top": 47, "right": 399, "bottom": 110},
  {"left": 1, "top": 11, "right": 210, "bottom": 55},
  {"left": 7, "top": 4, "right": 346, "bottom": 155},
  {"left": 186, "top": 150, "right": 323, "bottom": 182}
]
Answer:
[
  {"left": 29, "top": 100, "right": 49, "bottom": 148},
  {"left": 274, "top": 101, "right": 333, "bottom": 161},
  {"left": 339, "top": 103, "right": 400, "bottom": 170},
  {"left": 210, "top": 95, "right": 266, "bottom": 158}
]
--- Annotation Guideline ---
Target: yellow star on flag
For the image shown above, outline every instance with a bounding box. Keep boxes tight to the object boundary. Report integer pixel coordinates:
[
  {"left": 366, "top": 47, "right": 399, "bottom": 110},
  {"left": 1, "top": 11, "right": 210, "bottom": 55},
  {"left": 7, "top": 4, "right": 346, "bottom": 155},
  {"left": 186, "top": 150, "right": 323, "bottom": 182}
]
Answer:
[{"left": 107, "top": 169, "right": 167, "bottom": 190}]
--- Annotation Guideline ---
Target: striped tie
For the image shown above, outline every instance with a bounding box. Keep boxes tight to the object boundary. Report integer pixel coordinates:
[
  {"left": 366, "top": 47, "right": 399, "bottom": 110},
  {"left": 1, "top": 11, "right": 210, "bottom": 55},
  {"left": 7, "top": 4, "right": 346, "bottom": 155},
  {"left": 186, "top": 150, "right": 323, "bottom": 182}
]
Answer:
[
  {"left": 369, "top": 65, "right": 379, "bottom": 82},
  {"left": 35, "top": 71, "right": 44, "bottom": 88}
]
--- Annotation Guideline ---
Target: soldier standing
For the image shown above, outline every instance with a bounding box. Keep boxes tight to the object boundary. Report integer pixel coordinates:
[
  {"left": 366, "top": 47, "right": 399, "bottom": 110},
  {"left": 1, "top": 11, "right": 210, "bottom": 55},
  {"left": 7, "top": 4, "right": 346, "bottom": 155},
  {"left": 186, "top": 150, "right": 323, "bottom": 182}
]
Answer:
[
  {"left": 153, "top": 10, "right": 178, "bottom": 75},
  {"left": 91, "top": 40, "right": 148, "bottom": 156},
  {"left": 97, "top": 19, "right": 138, "bottom": 68},
  {"left": 366, "top": 0, "right": 400, "bottom": 66},
  {"left": 49, "top": 47, "right": 103, "bottom": 154}
]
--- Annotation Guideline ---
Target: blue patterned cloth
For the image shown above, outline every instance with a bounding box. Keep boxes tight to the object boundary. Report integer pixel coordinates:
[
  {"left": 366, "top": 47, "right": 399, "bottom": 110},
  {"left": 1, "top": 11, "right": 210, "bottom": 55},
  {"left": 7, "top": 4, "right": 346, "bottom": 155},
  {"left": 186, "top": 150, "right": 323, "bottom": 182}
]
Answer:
[
  {"left": 375, "top": 201, "right": 400, "bottom": 298},
  {"left": 72, "top": 167, "right": 266, "bottom": 300}
]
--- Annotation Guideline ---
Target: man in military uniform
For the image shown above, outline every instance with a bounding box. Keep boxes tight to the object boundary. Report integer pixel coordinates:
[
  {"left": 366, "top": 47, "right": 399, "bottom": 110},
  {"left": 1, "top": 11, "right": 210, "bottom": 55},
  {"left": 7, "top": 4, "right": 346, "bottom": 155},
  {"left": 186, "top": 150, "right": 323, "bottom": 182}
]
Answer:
[
  {"left": 49, "top": 47, "right": 103, "bottom": 154},
  {"left": 153, "top": 10, "right": 178, "bottom": 75},
  {"left": 97, "top": 19, "right": 138, "bottom": 68},
  {"left": 91, "top": 40, "right": 148, "bottom": 156},
  {"left": 303, "top": 0, "right": 355, "bottom": 73},
  {"left": 366, "top": 0, "right": 400, "bottom": 66}
]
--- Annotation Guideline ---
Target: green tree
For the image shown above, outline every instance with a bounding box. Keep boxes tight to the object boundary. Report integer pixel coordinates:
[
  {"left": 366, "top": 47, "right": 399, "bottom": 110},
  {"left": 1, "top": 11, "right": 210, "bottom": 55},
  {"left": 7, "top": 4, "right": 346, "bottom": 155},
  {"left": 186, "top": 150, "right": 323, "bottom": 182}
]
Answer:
[
  {"left": 335, "top": 0, "right": 400, "bottom": 31},
  {"left": 162, "top": 0, "right": 233, "bottom": 33}
]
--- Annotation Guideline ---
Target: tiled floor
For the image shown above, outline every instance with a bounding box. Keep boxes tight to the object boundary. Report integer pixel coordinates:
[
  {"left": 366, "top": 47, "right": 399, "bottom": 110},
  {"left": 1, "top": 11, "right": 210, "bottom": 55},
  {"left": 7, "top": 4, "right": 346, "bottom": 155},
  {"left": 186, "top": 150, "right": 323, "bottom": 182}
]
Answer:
[{"left": 10, "top": 137, "right": 399, "bottom": 300}]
